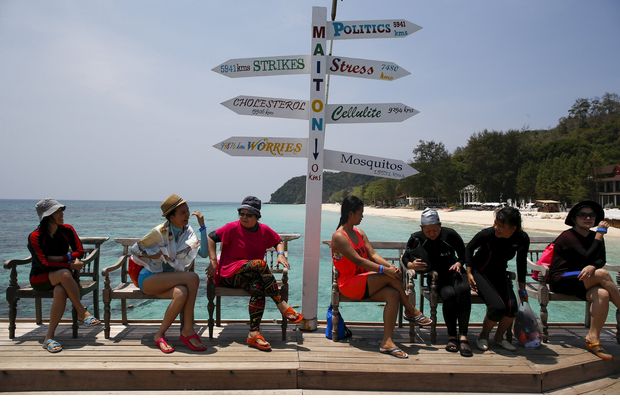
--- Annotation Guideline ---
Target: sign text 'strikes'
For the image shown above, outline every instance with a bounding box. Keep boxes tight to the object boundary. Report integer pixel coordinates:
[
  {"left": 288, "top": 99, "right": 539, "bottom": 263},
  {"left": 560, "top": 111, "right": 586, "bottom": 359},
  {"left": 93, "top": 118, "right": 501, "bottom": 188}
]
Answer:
[{"left": 212, "top": 6, "right": 421, "bottom": 330}]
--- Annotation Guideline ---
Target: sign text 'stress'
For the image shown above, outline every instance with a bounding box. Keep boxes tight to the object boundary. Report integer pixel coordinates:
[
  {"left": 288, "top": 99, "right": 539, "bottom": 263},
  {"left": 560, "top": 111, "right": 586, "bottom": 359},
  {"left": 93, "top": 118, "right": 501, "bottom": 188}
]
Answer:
[{"left": 212, "top": 6, "right": 421, "bottom": 330}]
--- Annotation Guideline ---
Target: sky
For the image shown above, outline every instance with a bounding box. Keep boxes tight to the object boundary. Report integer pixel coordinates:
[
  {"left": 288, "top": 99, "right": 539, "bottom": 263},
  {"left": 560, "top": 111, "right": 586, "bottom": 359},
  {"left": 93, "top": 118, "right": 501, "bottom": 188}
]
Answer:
[{"left": 1, "top": 0, "right": 619, "bottom": 203}]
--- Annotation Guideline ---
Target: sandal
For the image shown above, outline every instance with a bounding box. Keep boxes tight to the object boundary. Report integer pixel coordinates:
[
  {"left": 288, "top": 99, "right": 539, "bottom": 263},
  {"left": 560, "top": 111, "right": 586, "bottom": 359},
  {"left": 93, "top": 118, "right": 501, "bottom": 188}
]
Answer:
[
  {"left": 180, "top": 333, "right": 207, "bottom": 352},
  {"left": 445, "top": 338, "right": 459, "bottom": 353},
  {"left": 585, "top": 338, "right": 613, "bottom": 361},
  {"left": 379, "top": 346, "right": 409, "bottom": 359},
  {"left": 80, "top": 314, "right": 101, "bottom": 327},
  {"left": 42, "top": 339, "right": 63, "bottom": 353},
  {"left": 404, "top": 312, "right": 433, "bottom": 327},
  {"left": 247, "top": 332, "right": 271, "bottom": 352},
  {"left": 282, "top": 306, "right": 304, "bottom": 324},
  {"left": 459, "top": 340, "right": 473, "bottom": 357},
  {"left": 154, "top": 336, "right": 175, "bottom": 354}
]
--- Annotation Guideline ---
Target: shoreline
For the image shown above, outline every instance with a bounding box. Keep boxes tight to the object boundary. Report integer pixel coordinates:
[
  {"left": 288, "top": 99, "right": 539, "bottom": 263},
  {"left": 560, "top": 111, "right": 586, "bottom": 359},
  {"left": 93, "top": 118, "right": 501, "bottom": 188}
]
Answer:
[{"left": 321, "top": 204, "right": 620, "bottom": 239}]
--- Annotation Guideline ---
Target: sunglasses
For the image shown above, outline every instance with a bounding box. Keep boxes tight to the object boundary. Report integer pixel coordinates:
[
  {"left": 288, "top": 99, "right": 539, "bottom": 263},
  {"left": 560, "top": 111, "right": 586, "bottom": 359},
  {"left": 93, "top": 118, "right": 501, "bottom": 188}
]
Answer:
[
  {"left": 576, "top": 212, "right": 595, "bottom": 219},
  {"left": 238, "top": 212, "right": 256, "bottom": 218}
]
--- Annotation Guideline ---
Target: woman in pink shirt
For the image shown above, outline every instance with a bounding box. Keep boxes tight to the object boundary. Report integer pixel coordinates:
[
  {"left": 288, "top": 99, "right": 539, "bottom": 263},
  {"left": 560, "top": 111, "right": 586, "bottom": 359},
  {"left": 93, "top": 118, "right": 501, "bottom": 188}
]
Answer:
[{"left": 207, "top": 196, "right": 303, "bottom": 351}]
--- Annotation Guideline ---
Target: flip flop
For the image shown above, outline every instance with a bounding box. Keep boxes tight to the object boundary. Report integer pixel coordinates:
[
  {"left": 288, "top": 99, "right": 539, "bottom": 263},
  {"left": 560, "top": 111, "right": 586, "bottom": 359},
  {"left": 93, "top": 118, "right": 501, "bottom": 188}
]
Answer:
[
  {"left": 154, "top": 336, "right": 175, "bottom": 354},
  {"left": 459, "top": 340, "right": 473, "bottom": 357},
  {"left": 247, "top": 332, "right": 271, "bottom": 352},
  {"left": 445, "top": 338, "right": 459, "bottom": 352},
  {"left": 404, "top": 312, "right": 433, "bottom": 327},
  {"left": 180, "top": 333, "right": 207, "bottom": 352},
  {"left": 81, "top": 314, "right": 101, "bottom": 327},
  {"left": 42, "top": 338, "right": 63, "bottom": 353},
  {"left": 282, "top": 306, "right": 304, "bottom": 324},
  {"left": 585, "top": 339, "right": 613, "bottom": 361},
  {"left": 379, "top": 346, "right": 409, "bottom": 359}
]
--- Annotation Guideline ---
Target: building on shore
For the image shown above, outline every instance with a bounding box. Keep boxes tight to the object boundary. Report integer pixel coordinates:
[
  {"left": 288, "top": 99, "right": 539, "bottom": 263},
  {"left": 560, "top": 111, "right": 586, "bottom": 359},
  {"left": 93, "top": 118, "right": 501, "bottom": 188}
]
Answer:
[{"left": 593, "top": 164, "right": 620, "bottom": 207}]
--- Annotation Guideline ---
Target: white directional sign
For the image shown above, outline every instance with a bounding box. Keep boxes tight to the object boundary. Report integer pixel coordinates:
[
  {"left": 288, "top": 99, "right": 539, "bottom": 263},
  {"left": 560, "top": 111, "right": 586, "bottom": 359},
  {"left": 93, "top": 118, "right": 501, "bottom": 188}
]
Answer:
[
  {"left": 324, "top": 149, "right": 418, "bottom": 180},
  {"left": 221, "top": 96, "right": 308, "bottom": 119},
  {"left": 213, "top": 55, "right": 310, "bottom": 78},
  {"left": 328, "top": 56, "right": 410, "bottom": 81},
  {"left": 213, "top": 137, "right": 307, "bottom": 158},
  {"left": 327, "top": 19, "right": 422, "bottom": 40},
  {"left": 327, "top": 103, "right": 418, "bottom": 124}
]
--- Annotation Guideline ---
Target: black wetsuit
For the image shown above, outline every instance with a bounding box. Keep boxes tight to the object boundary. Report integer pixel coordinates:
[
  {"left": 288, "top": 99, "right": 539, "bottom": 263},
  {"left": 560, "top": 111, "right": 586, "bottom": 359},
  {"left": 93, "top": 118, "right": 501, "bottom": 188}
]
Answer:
[
  {"left": 549, "top": 228, "right": 606, "bottom": 300},
  {"left": 465, "top": 227, "right": 530, "bottom": 322},
  {"left": 402, "top": 227, "right": 471, "bottom": 336}
]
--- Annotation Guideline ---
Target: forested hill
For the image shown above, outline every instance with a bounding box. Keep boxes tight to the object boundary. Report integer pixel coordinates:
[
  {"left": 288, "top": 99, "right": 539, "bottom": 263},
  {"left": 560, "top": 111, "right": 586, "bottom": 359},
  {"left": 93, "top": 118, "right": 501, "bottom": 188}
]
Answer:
[{"left": 269, "top": 172, "right": 377, "bottom": 204}]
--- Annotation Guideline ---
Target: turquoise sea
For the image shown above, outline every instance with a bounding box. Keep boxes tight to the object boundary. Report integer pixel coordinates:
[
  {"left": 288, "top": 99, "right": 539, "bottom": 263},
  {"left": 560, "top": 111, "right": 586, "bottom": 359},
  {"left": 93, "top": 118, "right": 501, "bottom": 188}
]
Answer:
[{"left": 1, "top": 199, "right": 619, "bottom": 324}]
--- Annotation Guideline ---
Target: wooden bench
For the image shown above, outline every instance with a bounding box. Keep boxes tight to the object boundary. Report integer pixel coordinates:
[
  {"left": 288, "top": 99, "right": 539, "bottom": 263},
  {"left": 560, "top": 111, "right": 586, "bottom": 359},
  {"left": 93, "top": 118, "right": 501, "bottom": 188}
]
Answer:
[
  {"left": 525, "top": 237, "right": 620, "bottom": 344},
  {"left": 414, "top": 237, "right": 557, "bottom": 344},
  {"left": 322, "top": 241, "right": 417, "bottom": 342},
  {"left": 207, "top": 233, "right": 300, "bottom": 341},
  {"left": 4, "top": 237, "right": 108, "bottom": 339},
  {"left": 101, "top": 238, "right": 196, "bottom": 339}
]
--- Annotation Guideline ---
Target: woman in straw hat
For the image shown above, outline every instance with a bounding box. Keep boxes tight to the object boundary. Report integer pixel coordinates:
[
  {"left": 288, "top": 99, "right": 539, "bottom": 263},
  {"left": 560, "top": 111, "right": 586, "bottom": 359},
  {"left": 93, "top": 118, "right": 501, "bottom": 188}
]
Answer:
[
  {"left": 129, "top": 194, "right": 207, "bottom": 353},
  {"left": 207, "top": 195, "right": 303, "bottom": 352},
  {"left": 549, "top": 200, "right": 618, "bottom": 361},
  {"left": 28, "top": 199, "right": 101, "bottom": 353}
]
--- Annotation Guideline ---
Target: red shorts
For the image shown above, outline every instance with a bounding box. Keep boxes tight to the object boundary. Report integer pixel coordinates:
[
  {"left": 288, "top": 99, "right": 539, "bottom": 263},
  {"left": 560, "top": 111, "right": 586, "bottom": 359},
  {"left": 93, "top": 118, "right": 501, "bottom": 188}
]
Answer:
[{"left": 30, "top": 273, "right": 53, "bottom": 291}]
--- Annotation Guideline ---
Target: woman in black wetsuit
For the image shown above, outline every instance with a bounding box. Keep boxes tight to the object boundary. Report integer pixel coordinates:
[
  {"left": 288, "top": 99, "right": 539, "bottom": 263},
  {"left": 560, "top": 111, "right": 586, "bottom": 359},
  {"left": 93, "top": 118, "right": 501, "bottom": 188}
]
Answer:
[
  {"left": 549, "top": 200, "right": 618, "bottom": 361},
  {"left": 465, "top": 206, "right": 529, "bottom": 352}
]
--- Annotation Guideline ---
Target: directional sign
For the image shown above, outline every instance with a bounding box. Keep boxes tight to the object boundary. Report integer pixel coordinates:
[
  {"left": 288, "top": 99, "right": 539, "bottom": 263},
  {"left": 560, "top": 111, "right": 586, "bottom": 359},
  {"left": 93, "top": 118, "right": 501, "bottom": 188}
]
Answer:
[
  {"left": 328, "top": 56, "right": 410, "bottom": 81},
  {"left": 213, "top": 55, "right": 310, "bottom": 78},
  {"left": 221, "top": 95, "right": 308, "bottom": 119},
  {"left": 324, "top": 149, "right": 418, "bottom": 180},
  {"left": 213, "top": 137, "right": 307, "bottom": 158},
  {"left": 327, "top": 19, "right": 422, "bottom": 40},
  {"left": 326, "top": 103, "right": 418, "bottom": 124}
]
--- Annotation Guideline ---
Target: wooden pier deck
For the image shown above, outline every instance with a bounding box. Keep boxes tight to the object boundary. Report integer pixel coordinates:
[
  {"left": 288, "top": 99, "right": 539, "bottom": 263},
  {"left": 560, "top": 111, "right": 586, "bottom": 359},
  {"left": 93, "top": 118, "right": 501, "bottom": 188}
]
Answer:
[{"left": 1, "top": 321, "right": 619, "bottom": 394}]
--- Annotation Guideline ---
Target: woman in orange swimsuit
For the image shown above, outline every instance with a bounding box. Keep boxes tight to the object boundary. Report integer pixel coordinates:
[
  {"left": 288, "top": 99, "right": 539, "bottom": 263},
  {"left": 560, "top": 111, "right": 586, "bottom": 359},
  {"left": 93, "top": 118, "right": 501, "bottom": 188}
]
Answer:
[{"left": 331, "top": 195, "right": 432, "bottom": 359}]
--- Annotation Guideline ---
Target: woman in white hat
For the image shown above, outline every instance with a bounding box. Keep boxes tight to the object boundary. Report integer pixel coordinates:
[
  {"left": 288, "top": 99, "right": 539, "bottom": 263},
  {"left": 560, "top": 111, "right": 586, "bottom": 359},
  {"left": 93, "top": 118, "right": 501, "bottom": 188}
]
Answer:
[
  {"left": 28, "top": 199, "right": 101, "bottom": 353},
  {"left": 129, "top": 194, "right": 207, "bottom": 353},
  {"left": 549, "top": 200, "right": 618, "bottom": 360}
]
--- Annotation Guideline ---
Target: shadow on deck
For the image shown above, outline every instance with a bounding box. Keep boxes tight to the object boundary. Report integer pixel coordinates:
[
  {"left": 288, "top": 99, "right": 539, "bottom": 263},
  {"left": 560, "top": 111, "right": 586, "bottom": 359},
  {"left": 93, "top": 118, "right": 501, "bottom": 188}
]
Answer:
[{"left": 1, "top": 321, "right": 619, "bottom": 393}]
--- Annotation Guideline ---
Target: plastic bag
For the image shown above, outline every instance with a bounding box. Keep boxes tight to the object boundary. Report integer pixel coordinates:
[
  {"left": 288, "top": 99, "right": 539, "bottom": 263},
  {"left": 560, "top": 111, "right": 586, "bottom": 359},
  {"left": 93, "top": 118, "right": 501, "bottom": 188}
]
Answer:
[
  {"left": 325, "top": 304, "right": 352, "bottom": 340},
  {"left": 513, "top": 301, "right": 542, "bottom": 348}
]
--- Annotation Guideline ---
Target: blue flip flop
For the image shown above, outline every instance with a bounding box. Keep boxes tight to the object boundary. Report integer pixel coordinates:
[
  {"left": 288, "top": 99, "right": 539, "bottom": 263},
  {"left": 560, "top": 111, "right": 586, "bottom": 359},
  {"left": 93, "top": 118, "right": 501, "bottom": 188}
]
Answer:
[
  {"left": 42, "top": 339, "right": 63, "bottom": 353},
  {"left": 81, "top": 314, "right": 101, "bottom": 327}
]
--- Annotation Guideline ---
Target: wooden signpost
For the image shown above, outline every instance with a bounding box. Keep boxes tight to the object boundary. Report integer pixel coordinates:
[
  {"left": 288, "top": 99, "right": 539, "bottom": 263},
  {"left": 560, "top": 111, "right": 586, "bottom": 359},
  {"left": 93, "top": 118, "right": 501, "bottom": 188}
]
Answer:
[{"left": 213, "top": 6, "right": 421, "bottom": 330}]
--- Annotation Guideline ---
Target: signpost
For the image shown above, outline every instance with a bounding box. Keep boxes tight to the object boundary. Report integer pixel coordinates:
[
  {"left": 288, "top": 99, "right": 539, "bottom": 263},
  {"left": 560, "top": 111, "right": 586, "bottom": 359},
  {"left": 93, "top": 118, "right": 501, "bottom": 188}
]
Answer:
[{"left": 213, "top": 6, "right": 421, "bottom": 331}]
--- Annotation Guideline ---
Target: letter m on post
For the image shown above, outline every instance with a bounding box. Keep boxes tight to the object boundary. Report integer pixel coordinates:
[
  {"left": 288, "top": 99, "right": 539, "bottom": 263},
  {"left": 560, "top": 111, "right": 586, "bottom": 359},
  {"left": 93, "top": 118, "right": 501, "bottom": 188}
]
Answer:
[{"left": 313, "top": 26, "right": 325, "bottom": 38}]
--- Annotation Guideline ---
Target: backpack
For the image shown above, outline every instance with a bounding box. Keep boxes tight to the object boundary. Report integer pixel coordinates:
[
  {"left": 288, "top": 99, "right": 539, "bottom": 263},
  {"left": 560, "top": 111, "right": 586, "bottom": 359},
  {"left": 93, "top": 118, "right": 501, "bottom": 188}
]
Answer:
[
  {"left": 325, "top": 304, "right": 352, "bottom": 340},
  {"left": 531, "top": 242, "right": 554, "bottom": 283}
]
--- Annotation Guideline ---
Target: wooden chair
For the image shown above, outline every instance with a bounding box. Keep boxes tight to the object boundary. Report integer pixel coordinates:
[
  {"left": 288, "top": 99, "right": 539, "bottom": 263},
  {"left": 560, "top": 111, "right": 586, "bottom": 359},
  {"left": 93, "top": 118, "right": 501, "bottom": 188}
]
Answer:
[
  {"left": 525, "top": 236, "right": 620, "bottom": 343},
  {"left": 322, "top": 241, "right": 417, "bottom": 342},
  {"left": 206, "top": 233, "right": 300, "bottom": 341},
  {"left": 414, "top": 237, "right": 554, "bottom": 344},
  {"left": 4, "top": 237, "right": 108, "bottom": 339},
  {"left": 101, "top": 238, "right": 195, "bottom": 339}
]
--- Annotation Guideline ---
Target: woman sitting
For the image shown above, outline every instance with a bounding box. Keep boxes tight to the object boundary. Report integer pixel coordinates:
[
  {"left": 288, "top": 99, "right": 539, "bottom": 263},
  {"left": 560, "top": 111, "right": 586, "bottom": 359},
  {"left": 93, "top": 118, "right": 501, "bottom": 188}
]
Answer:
[
  {"left": 130, "top": 194, "right": 207, "bottom": 353},
  {"left": 28, "top": 199, "right": 101, "bottom": 353},
  {"left": 549, "top": 200, "right": 618, "bottom": 361},
  {"left": 207, "top": 196, "right": 303, "bottom": 352},
  {"left": 466, "top": 206, "right": 530, "bottom": 352},
  {"left": 331, "top": 195, "right": 432, "bottom": 359}
]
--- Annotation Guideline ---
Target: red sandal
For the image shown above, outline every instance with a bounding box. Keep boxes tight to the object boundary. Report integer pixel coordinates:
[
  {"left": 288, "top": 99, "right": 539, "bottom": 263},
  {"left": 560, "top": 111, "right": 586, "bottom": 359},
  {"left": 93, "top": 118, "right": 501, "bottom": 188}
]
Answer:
[
  {"left": 283, "top": 306, "right": 304, "bottom": 324},
  {"left": 154, "top": 336, "right": 175, "bottom": 354},
  {"left": 247, "top": 332, "right": 271, "bottom": 352},
  {"left": 180, "top": 333, "right": 207, "bottom": 352}
]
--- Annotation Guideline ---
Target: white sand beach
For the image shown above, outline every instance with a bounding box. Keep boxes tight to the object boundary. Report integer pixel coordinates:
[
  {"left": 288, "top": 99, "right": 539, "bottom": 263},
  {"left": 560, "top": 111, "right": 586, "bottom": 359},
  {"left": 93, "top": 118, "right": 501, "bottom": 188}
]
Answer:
[{"left": 322, "top": 204, "right": 620, "bottom": 239}]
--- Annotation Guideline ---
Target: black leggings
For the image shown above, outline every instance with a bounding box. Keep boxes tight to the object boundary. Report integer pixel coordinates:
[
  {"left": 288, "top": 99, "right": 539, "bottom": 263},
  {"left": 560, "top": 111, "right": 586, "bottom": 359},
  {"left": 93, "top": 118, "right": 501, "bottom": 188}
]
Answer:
[
  {"left": 437, "top": 272, "right": 472, "bottom": 337},
  {"left": 473, "top": 270, "right": 517, "bottom": 322}
]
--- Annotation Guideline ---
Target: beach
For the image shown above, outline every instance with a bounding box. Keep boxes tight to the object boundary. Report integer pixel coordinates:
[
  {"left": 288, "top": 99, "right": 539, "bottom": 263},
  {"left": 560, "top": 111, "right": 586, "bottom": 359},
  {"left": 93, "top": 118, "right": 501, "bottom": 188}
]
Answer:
[{"left": 322, "top": 204, "right": 620, "bottom": 239}]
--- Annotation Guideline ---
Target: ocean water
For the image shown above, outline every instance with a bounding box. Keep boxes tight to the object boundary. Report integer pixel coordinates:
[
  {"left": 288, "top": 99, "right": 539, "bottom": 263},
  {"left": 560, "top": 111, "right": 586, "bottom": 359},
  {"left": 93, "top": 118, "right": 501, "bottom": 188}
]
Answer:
[{"left": 1, "top": 199, "right": 619, "bottom": 324}]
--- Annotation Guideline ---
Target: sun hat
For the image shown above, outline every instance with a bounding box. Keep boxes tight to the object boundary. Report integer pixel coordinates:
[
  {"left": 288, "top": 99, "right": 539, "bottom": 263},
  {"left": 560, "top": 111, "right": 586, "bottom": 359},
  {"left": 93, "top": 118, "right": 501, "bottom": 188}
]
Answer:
[
  {"left": 35, "top": 199, "right": 65, "bottom": 222},
  {"left": 420, "top": 208, "right": 440, "bottom": 226},
  {"left": 161, "top": 194, "right": 187, "bottom": 217},
  {"left": 238, "top": 195, "right": 262, "bottom": 218},
  {"left": 564, "top": 200, "right": 604, "bottom": 226}
]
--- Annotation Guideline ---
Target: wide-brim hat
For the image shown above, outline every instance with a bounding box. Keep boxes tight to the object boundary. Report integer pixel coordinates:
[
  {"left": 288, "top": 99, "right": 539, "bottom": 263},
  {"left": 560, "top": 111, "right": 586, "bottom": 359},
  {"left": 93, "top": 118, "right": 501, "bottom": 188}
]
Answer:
[
  {"left": 161, "top": 194, "right": 187, "bottom": 217},
  {"left": 35, "top": 199, "right": 65, "bottom": 222},
  {"left": 564, "top": 200, "right": 604, "bottom": 226},
  {"left": 238, "top": 195, "right": 261, "bottom": 218}
]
